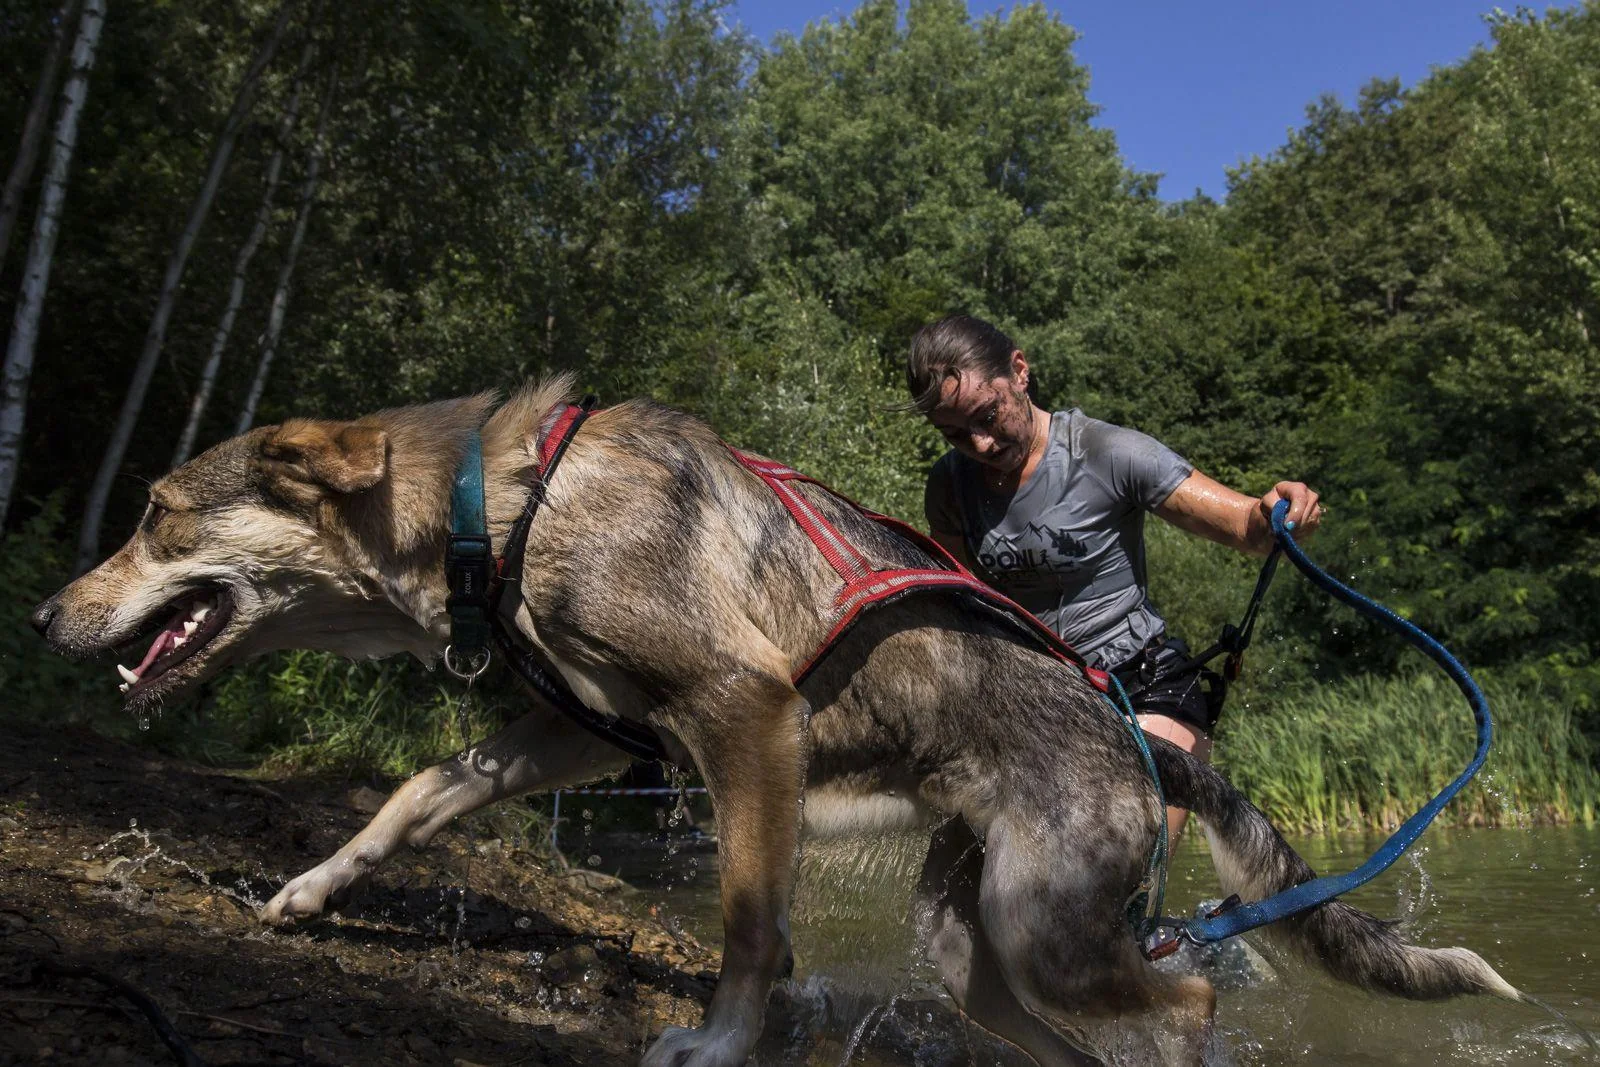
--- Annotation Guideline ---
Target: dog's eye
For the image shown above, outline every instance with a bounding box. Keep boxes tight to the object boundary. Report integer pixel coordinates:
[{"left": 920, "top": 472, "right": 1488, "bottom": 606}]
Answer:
[{"left": 142, "top": 503, "right": 169, "bottom": 531}]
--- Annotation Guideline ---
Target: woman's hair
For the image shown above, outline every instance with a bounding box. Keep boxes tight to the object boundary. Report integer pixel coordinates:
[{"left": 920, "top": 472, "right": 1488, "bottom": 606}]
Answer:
[{"left": 905, "top": 314, "right": 1019, "bottom": 413}]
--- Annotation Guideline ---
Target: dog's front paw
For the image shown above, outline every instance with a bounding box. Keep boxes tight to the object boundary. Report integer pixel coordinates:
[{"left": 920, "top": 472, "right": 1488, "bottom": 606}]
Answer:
[
  {"left": 641, "top": 1024, "right": 752, "bottom": 1067},
  {"left": 260, "top": 856, "right": 370, "bottom": 924}
]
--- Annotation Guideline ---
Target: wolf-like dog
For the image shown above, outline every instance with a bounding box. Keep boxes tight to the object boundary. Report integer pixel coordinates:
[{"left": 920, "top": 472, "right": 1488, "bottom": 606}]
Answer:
[{"left": 33, "top": 376, "right": 1520, "bottom": 1066}]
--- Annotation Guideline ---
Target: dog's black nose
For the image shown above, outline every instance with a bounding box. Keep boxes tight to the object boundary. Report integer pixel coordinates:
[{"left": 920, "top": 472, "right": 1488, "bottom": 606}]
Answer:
[{"left": 29, "top": 599, "right": 57, "bottom": 638}]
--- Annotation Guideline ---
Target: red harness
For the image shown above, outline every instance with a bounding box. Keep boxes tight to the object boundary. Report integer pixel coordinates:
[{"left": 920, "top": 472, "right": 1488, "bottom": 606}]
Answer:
[
  {"left": 491, "top": 403, "right": 1107, "bottom": 765},
  {"left": 726, "top": 448, "right": 1109, "bottom": 692}
]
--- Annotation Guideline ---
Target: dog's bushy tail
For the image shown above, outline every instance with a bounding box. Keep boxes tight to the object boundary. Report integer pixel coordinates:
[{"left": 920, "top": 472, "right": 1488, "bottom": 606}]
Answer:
[{"left": 1152, "top": 741, "right": 1521, "bottom": 1002}]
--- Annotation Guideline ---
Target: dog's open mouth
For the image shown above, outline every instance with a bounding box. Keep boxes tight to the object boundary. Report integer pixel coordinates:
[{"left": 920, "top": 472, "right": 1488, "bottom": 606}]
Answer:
[{"left": 116, "top": 587, "right": 235, "bottom": 699}]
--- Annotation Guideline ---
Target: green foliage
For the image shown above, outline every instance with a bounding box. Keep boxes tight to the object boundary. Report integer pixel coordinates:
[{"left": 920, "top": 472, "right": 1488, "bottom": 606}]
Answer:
[
  {"left": 2, "top": 0, "right": 1598, "bottom": 831},
  {"left": 746, "top": 0, "right": 1157, "bottom": 331},
  {"left": 0, "top": 494, "right": 115, "bottom": 721},
  {"left": 200, "top": 651, "right": 516, "bottom": 778}
]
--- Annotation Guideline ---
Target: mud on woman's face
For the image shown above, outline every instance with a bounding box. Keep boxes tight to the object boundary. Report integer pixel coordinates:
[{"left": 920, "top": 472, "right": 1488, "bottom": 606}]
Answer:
[{"left": 929, "top": 369, "right": 1034, "bottom": 471}]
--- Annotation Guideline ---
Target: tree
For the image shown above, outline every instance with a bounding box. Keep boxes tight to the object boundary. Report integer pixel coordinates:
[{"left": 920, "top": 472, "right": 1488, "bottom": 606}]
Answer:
[
  {"left": 236, "top": 57, "right": 338, "bottom": 435},
  {"left": 0, "top": 0, "right": 105, "bottom": 528},
  {"left": 172, "top": 28, "right": 320, "bottom": 466},
  {"left": 75, "top": 1, "right": 294, "bottom": 571},
  {"left": 0, "top": 0, "right": 82, "bottom": 270}
]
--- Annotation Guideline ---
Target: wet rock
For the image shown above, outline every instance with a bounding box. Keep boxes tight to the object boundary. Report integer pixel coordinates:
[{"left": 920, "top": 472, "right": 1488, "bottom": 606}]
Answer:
[
  {"left": 543, "top": 943, "right": 599, "bottom": 986},
  {"left": 554, "top": 867, "right": 635, "bottom": 894},
  {"left": 347, "top": 786, "right": 388, "bottom": 815}
]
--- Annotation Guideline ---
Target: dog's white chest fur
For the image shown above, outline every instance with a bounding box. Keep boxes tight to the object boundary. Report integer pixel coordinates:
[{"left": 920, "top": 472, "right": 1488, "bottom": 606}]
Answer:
[{"left": 801, "top": 784, "right": 938, "bottom": 838}]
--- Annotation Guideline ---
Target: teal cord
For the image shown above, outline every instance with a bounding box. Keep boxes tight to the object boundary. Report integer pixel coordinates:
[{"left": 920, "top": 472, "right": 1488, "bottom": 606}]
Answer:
[{"left": 1104, "top": 672, "right": 1169, "bottom": 935}]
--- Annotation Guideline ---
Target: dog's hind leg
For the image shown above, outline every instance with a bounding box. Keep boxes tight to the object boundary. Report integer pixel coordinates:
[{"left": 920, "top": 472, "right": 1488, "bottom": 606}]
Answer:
[
  {"left": 642, "top": 671, "right": 809, "bottom": 1067},
  {"left": 976, "top": 813, "right": 1216, "bottom": 1066},
  {"left": 919, "top": 818, "right": 1102, "bottom": 1066},
  {"left": 260, "top": 703, "right": 628, "bottom": 924}
]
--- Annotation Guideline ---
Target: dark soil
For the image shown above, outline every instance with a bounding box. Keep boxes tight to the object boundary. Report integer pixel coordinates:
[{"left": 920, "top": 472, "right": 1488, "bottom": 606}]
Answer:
[{"left": 0, "top": 720, "right": 723, "bottom": 1066}]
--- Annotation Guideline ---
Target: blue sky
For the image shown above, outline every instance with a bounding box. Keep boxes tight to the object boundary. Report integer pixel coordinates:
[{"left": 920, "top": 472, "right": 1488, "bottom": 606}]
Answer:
[{"left": 727, "top": 0, "right": 1508, "bottom": 200}]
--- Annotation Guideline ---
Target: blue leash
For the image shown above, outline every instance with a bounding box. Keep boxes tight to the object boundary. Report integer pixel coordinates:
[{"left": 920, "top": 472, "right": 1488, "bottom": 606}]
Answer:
[{"left": 1161, "top": 499, "right": 1494, "bottom": 949}]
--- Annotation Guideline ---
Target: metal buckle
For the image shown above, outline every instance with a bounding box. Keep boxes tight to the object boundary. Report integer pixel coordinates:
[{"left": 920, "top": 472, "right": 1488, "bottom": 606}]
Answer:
[
  {"left": 443, "top": 644, "right": 491, "bottom": 681},
  {"left": 1141, "top": 920, "right": 1188, "bottom": 961}
]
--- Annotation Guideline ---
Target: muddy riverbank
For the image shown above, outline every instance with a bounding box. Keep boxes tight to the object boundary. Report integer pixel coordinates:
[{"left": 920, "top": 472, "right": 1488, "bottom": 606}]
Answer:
[
  {"left": 0, "top": 721, "right": 1024, "bottom": 1067},
  {"left": 0, "top": 719, "right": 729, "bottom": 1065}
]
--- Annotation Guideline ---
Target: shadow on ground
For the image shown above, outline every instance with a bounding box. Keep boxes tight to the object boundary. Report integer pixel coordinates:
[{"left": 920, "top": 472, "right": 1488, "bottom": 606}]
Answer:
[{"left": 0, "top": 721, "right": 1027, "bottom": 1066}]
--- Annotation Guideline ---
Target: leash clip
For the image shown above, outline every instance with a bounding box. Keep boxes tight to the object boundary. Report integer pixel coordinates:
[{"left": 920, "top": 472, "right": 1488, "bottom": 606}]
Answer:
[
  {"left": 1140, "top": 894, "right": 1244, "bottom": 961},
  {"left": 444, "top": 643, "right": 491, "bottom": 681},
  {"left": 1141, "top": 919, "right": 1191, "bottom": 961}
]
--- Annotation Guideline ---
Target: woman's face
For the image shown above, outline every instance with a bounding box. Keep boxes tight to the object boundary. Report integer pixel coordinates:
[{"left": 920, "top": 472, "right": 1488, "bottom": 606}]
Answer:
[{"left": 927, "top": 353, "right": 1036, "bottom": 472}]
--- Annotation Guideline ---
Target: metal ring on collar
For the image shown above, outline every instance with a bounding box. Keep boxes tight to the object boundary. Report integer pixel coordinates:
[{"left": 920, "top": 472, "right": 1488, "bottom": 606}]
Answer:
[{"left": 444, "top": 644, "right": 491, "bottom": 681}]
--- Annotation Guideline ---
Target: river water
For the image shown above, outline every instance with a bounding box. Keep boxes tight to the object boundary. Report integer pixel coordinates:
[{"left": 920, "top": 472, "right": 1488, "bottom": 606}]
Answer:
[{"left": 596, "top": 823, "right": 1599, "bottom": 1064}]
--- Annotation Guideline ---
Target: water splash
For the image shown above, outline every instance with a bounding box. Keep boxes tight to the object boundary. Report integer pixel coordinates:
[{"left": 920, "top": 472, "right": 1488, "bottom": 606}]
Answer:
[
  {"left": 88, "top": 825, "right": 265, "bottom": 911},
  {"left": 1516, "top": 993, "right": 1600, "bottom": 1059}
]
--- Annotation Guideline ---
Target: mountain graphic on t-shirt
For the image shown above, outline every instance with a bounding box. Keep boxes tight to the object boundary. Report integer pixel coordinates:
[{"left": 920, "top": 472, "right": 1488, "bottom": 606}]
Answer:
[{"left": 978, "top": 522, "right": 1087, "bottom": 574}]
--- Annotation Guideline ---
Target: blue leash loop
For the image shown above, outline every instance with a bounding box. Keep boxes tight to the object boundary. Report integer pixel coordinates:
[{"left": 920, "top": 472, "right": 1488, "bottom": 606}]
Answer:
[{"left": 1169, "top": 499, "right": 1494, "bottom": 948}]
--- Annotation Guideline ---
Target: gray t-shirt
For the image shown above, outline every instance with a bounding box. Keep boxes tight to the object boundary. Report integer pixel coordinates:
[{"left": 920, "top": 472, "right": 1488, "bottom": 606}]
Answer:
[{"left": 924, "top": 409, "right": 1192, "bottom": 670}]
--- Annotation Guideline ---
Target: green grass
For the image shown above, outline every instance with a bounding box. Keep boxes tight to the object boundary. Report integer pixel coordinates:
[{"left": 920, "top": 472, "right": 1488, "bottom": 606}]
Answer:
[{"left": 1215, "top": 670, "right": 1600, "bottom": 833}]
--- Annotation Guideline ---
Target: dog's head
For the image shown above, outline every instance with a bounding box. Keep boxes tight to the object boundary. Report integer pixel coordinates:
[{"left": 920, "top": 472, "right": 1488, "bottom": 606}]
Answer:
[{"left": 31, "top": 417, "right": 446, "bottom": 711}]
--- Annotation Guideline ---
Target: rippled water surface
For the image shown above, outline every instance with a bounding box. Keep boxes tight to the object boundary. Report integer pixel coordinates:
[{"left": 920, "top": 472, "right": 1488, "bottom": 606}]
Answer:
[{"left": 605, "top": 824, "right": 1600, "bottom": 1064}]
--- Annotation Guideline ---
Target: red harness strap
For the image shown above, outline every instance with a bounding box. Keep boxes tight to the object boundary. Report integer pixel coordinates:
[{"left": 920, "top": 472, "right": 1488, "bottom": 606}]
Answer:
[
  {"left": 729, "top": 449, "right": 1110, "bottom": 693},
  {"left": 514, "top": 407, "right": 1107, "bottom": 700}
]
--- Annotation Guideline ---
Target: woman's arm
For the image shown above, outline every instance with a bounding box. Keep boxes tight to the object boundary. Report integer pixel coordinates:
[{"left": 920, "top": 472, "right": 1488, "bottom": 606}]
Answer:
[{"left": 1153, "top": 470, "right": 1322, "bottom": 557}]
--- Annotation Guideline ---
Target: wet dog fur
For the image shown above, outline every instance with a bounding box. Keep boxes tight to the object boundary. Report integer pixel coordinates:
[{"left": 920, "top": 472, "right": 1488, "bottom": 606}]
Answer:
[{"left": 34, "top": 376, "right": 1521, "bottom": 1066}]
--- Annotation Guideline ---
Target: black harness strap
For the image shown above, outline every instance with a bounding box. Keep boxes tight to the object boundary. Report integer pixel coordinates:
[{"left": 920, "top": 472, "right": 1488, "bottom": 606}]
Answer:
[{"left": 489, "top": 397, "right": 670, "bottom": 764}]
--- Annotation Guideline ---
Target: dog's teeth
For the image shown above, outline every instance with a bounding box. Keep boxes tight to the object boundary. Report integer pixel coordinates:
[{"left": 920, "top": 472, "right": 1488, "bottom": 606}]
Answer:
[
  {"left": 118, "top": 682, "right": 129, "bottom": 693},
  {"left": 173, "top": 635, "right": 187, "bottom": 648},
  {"left": 183, "top": 620, "right": 198, "bottom": 635},
  {"left": 193, "top": 605, "right": 212, "bottom": 622},
  {"left": 117, "top": 664, "right": 140, "bottom": 685}
]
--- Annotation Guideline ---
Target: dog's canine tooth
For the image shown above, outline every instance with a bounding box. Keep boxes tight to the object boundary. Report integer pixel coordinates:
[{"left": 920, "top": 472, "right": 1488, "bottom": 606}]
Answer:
[
  {"left": 116, "top": 664, "right": 139, "bottom": 685},
  {"left": 193, "top": 605, "right": 212, "bottom": 622},
  {"left": 183, "top": 620, "right": 198, "bottom": 635}
]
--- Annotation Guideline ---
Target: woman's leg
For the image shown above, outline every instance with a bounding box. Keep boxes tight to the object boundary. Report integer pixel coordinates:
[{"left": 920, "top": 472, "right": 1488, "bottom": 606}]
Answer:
[{"left": 1135, "top": 713, "right": 1212, "bottom": 841}]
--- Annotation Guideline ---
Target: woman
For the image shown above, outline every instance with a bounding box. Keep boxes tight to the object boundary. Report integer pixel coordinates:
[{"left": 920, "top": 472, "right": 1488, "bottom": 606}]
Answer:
[{"left": 909, "top": 314, "right": 1323, "bottom": 839}]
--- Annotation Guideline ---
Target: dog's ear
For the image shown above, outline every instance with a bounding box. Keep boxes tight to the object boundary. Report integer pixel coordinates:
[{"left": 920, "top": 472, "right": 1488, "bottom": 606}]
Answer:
[{"left": 260, "top": 420, "right": 389, "bottom": 496}]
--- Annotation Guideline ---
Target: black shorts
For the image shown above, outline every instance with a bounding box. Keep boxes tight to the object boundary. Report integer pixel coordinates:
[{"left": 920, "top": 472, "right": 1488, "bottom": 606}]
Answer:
[{"left": 1111, "top": 637, "right": 1226, "bottom": 734}]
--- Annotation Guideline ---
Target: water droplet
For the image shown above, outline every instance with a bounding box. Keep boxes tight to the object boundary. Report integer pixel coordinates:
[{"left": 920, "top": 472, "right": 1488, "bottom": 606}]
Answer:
[
  {"left": 137, "top": 717, "right": 150, "bottom": 732},
  {"left": 586, "top": 854, "right": 601, "bottom": 867}
]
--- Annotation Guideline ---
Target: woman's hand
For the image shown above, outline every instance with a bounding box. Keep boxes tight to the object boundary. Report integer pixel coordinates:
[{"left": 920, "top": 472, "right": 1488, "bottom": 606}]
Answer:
[{"left": 1259, "top": 481, "right": 1323, "bottom": 538}]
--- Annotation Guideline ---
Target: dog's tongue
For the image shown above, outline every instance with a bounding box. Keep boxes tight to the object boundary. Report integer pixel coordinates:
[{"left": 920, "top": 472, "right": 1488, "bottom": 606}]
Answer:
[{"left": 136, "top": 616, "right": 186, "bottom": 674}]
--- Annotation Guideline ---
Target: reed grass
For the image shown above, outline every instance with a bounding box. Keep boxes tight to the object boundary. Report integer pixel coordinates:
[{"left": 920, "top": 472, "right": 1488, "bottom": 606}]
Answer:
[{"left": 1215, "top": 670, "right": 1600, "bottom": 833}]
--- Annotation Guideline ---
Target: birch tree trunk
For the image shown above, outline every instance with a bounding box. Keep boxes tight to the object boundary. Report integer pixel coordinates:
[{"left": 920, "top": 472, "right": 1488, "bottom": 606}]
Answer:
[
  {"left": 236, "top": 62, "right": 338, "bottom": 437},
  {"left": 0, "top": 0, "right": 105, "bottom": 530},
  {"left": 171, "top": 36, "right": 318, "bottom": 468},
  {"left": 0, "top": 0, "right": 83, "bottom": 271},
  {"left": 74, "top": 1, "right": 294, "bottom": 572}
]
